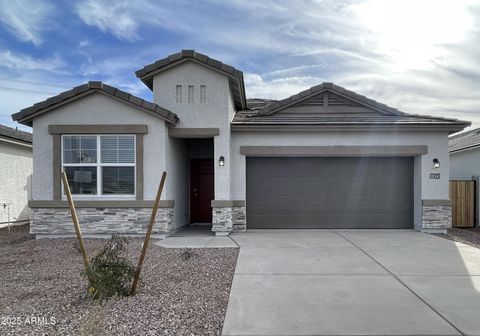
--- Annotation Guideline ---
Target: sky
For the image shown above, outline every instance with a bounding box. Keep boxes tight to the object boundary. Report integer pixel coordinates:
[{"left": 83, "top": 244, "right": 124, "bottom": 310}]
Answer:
[{"left": 0, "top": 0, "right": 479, "bottom": 132}]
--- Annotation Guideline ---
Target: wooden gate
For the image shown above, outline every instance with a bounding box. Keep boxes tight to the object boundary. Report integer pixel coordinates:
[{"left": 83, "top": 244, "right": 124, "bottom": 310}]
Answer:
[{"left": 449, "top": 180, "right": 475, "bottom": 228}]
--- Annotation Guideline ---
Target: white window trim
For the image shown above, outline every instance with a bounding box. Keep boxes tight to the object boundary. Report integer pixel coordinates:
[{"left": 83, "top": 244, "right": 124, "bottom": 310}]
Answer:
[{"left": 61, "top": 134, "right": 136, "bottom": 200}]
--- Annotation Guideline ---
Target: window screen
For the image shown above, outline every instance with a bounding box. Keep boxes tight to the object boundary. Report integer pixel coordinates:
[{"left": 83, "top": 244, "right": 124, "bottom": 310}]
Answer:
[{"left": 62, "top": 135, "right": 135, "bottom": 196}]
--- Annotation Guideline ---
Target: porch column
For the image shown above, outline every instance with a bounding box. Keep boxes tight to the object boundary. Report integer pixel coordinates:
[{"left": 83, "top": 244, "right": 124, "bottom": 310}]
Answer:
[
  {"left": 212, "top": 132, "right": 234, "bottom": 235},
  {"left": 420, "top": 143, "right": 452, "bottom": 232}
]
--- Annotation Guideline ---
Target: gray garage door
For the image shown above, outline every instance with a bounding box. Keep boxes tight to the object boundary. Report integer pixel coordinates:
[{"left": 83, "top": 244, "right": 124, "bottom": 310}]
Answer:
[{"left": 246, "top": 157, "right": 413, "bottom": 229}]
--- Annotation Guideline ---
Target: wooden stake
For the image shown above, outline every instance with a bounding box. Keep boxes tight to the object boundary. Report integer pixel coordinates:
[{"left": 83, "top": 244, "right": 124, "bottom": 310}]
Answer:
[
  {"left": 61, "top": 172, "right": 90, "bottom": 269},
  {"left": 130, "top": 171, "right": 167, "bottom": 296}
]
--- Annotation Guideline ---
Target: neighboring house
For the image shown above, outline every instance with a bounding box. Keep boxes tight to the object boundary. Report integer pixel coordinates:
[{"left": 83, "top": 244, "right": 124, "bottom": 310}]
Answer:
[
  {"left": 449, "top": 128, "right": 480, "bottom": 226},
  {"left": 0, "top": 124, "right": 32, "bottom": 226},
  {"left": 12, "top": 50, "right": 470, "bottom": 237}
]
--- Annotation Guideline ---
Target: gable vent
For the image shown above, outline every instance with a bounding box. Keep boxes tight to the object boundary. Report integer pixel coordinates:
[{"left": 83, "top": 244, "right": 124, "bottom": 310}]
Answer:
[
  {"left": 327, "top": 93, "right": 361, "bottom": 107},
  {"left": 300, "top": 94, "right": 324, "bottom": 106}
]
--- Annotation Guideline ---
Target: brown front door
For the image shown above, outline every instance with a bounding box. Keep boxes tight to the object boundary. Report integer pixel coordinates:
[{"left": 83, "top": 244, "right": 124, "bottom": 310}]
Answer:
[{"left": 190, "top": 159, "right": 214, "bottom": 223}]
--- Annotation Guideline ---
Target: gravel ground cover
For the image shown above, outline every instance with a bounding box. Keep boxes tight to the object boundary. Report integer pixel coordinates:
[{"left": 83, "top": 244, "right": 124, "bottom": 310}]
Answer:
[
  {"left": 0, "top": 224, "right": 33, "bottom": 245},
  {"left": 0, "top": 225, "right": 239, "bottom": 335},
  {"left": 433, "top": 227, "right": 480, "bottom": 249}
]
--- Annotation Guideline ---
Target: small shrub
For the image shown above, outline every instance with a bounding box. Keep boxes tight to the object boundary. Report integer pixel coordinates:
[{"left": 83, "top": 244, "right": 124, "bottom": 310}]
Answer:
[
  {"left": 82, "top": 235, "right": 135, "bottom": 300},
  {"left": 180, "top": 248, "right": 195, "bottom": 261}
]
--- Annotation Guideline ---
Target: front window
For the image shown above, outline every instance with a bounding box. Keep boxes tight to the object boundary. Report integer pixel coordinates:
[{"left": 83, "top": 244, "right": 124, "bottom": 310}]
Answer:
[{"left": 62, "top": 135, "right": 135, "bottom": 196}]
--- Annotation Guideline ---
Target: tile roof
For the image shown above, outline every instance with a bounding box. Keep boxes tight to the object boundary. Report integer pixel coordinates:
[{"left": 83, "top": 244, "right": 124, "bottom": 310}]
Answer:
[
  {"left": 256, "top": 82, "right": 405, "bottom": 116},
  {"left": 449, "top": 128, "right": 480, "bottom": 152},
  {"left": 246, "top": 98, "right": 277, "bottom": 110},
  {"left": 0, "top": 124, "right": 32, "bottom": 144},
  {"left": 12, "top": 81, "right": 179, "bottom": 126},
  {"left": 136, "top": 50, "right": 247, "bottom": 110},
  {"left": 233, "top": 82, "right": 470, "bottom": 133}
]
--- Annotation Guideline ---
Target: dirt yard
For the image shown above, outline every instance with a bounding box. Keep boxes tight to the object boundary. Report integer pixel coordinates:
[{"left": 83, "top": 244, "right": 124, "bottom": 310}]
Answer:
[
  {"left": 433, "top": 227, "right": 480, "bottom": 249},
  {"left": 0, "top": 224, "right": 239, "bottom": 335}
]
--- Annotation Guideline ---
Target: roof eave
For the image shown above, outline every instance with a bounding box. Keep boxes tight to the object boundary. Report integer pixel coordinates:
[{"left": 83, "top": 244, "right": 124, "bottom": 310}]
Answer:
[
  {"left": 450, "top": 145, "right": 480, "bottom": 154},
  {"left": 231, "top": 122, "right": 470, "bottom": 133},
  {"left": 0, "top": 135, "right": 32, "bottom": 147}
]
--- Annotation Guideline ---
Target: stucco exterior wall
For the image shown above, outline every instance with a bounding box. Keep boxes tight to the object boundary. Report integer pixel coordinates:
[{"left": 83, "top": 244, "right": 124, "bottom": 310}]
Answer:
[
  {"left": 152, "top": 61, "right": 232, "bottom": 201},
  {"left": 450, "top": 147, "right": 480, "bottom": 227},
  {"left": 166, "top": 137, "right": 188, "bottom": 229},
  {"left": 450, "top": 147, "right": 480, "bottom": 180},
  {"left": 231, "top": 130, "right": 451, "bottom": 229},
  {"left": 32, "top": 92, "right": 168, "bottom": 201},
  {"left": 0, "top": 141, "right": 32, "bottom": 223}
]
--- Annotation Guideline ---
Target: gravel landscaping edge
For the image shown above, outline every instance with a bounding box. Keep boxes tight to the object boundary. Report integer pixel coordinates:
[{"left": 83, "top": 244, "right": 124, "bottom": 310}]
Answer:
[{"left": 0, "top": 224, "right": 239, "bottom": 335}]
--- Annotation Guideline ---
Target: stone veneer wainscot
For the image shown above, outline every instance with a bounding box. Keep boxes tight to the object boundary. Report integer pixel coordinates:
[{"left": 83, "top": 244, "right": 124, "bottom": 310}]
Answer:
[
  {"left": 31, "top": 207, "right": 174, "bottom": 236},
  {"left": 422, "top": 203, "right": 452, "bottom": 231},
  {"left": 212, "top": 201, "right": 246, "bottom": 235}
]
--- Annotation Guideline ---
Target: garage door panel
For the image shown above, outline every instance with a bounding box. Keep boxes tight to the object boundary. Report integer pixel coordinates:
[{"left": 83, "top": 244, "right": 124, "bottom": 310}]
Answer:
[
  {"left": 248, "top": 195, "right": 329, "bottom": 211},
  {"left": 246, "top": 157, "right": 413, "bottom": 229},
  {"left": 247, "top": 214, "right": 412, "bottom": 229},
  {"left": 249, "top": 196, "right": 411, "bottom": 213},
  {"left": 326, "top": 195, "right": 412, "bottom": 210},
  {"left": 248, "top": 176, "right": 331, "bottom": 193},
  {"left": 249, "top": 157, "right": 412, "bottom": 177},
  {"left": 249, "top": 177, "right": 411, "bottom": 196}
]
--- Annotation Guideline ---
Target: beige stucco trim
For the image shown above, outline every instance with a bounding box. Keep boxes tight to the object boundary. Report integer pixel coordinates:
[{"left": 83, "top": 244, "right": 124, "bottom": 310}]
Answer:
[
  {"left": 136, "top": 134, "right": 144, "bottom": 200},
  {"left": 168, "top": 128, "right": 220, "bottom": 138},
  {"left": 231, "top": 125, "right": 466, "bottom": 134},
  {"left": 52, "top": 131, "right": 145, "bottom": 200},
  {"left": 211, "top": 200, "right": 245, "bottom": 207},
  {"left": 53, "top": 134, "right": 61, "bottom": 200},
  {"left": 29, "top": 200, "right": 175, "bottom": 208},
  {"left": 240, "top": 145, "right": 428, "bottom": 157},
  {"left": 48, "top": 124, "right": 148, "bottom": 134},
  {"left": 422, "top": 199, "right": 452, "bottom": 206}
]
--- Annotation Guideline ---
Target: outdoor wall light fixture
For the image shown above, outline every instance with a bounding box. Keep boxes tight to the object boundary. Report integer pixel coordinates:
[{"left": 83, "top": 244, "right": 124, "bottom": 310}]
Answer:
[
  {"left": 433, "top": 158, "right": 440, "bottom": 169},
  {"left": 219, "top": 156, "right": 225, "bottom": 166}
]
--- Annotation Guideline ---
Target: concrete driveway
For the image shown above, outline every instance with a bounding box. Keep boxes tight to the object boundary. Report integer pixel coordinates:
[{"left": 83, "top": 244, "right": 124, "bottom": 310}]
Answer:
[{"left": 222, "top": 230, "right": 480, "bottom": 336}]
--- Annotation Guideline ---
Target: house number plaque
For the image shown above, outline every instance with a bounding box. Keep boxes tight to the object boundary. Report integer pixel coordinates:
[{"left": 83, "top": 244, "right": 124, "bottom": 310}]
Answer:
[{"left": 429, "top": 173, "right": 441, "bottom": 179}]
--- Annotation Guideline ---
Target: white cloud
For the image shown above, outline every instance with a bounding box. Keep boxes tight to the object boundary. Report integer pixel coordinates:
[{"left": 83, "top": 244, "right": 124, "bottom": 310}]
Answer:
[
  {"left": 231, "top": 0, "right": 480, "bottom": 129},
  {"left": 76, "top": 0, "right": 140, "bottom": 41},
  {"left": 245, "top": 73, "right": 320, "bottom": 99},
  {"left": 0, "top": 74, "right": 61, "bottom": 131},
  {"left": 75, "top": 0, "right": 175, "bottom": 41},
  {"left": 0, "top": 0, "right": 54, "bottom": 45},
  {"left": 3, "top": 0, "right": 480, "bottom": 131},
  {"left": 0, "top": 51, "right": 65, "bottom": 71},
  {"left": 79, "top": 39, "right": 90, "bottom": 48}
]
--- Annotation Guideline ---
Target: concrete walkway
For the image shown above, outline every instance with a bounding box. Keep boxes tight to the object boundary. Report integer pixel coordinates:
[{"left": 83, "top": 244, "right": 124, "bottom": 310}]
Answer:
[
  {"left": 155, "top": 235, "right": 237, "bottom": 248},
  {"left": 222, "top": 230, "right": 480, "bottom": 336},
  {"left": 155, "top": 226, "right": 238, "bottom": 248}
]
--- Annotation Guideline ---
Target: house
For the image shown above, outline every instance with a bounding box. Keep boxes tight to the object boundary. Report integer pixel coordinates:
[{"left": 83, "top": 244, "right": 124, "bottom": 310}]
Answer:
[
  {"left": 0, "top": 124, "right": 32, "bottom": 227},
  {"left": 12, "top": 50, "right": 470, "bottom": 237},
  {"left": 449, "top": 128, "right": 480, "bottom": 227}
]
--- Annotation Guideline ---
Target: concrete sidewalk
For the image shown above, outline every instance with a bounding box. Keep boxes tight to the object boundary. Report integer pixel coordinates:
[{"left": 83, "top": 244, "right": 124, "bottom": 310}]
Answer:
[
  {"left": 155, "top": 225, "right": 238, "bottom": 248},
  {"left": 222, "top": 230, "right": 480, "bottom": 336},
  {"left": 155, "top": 235, "right": 237, "bottom": 248}
]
